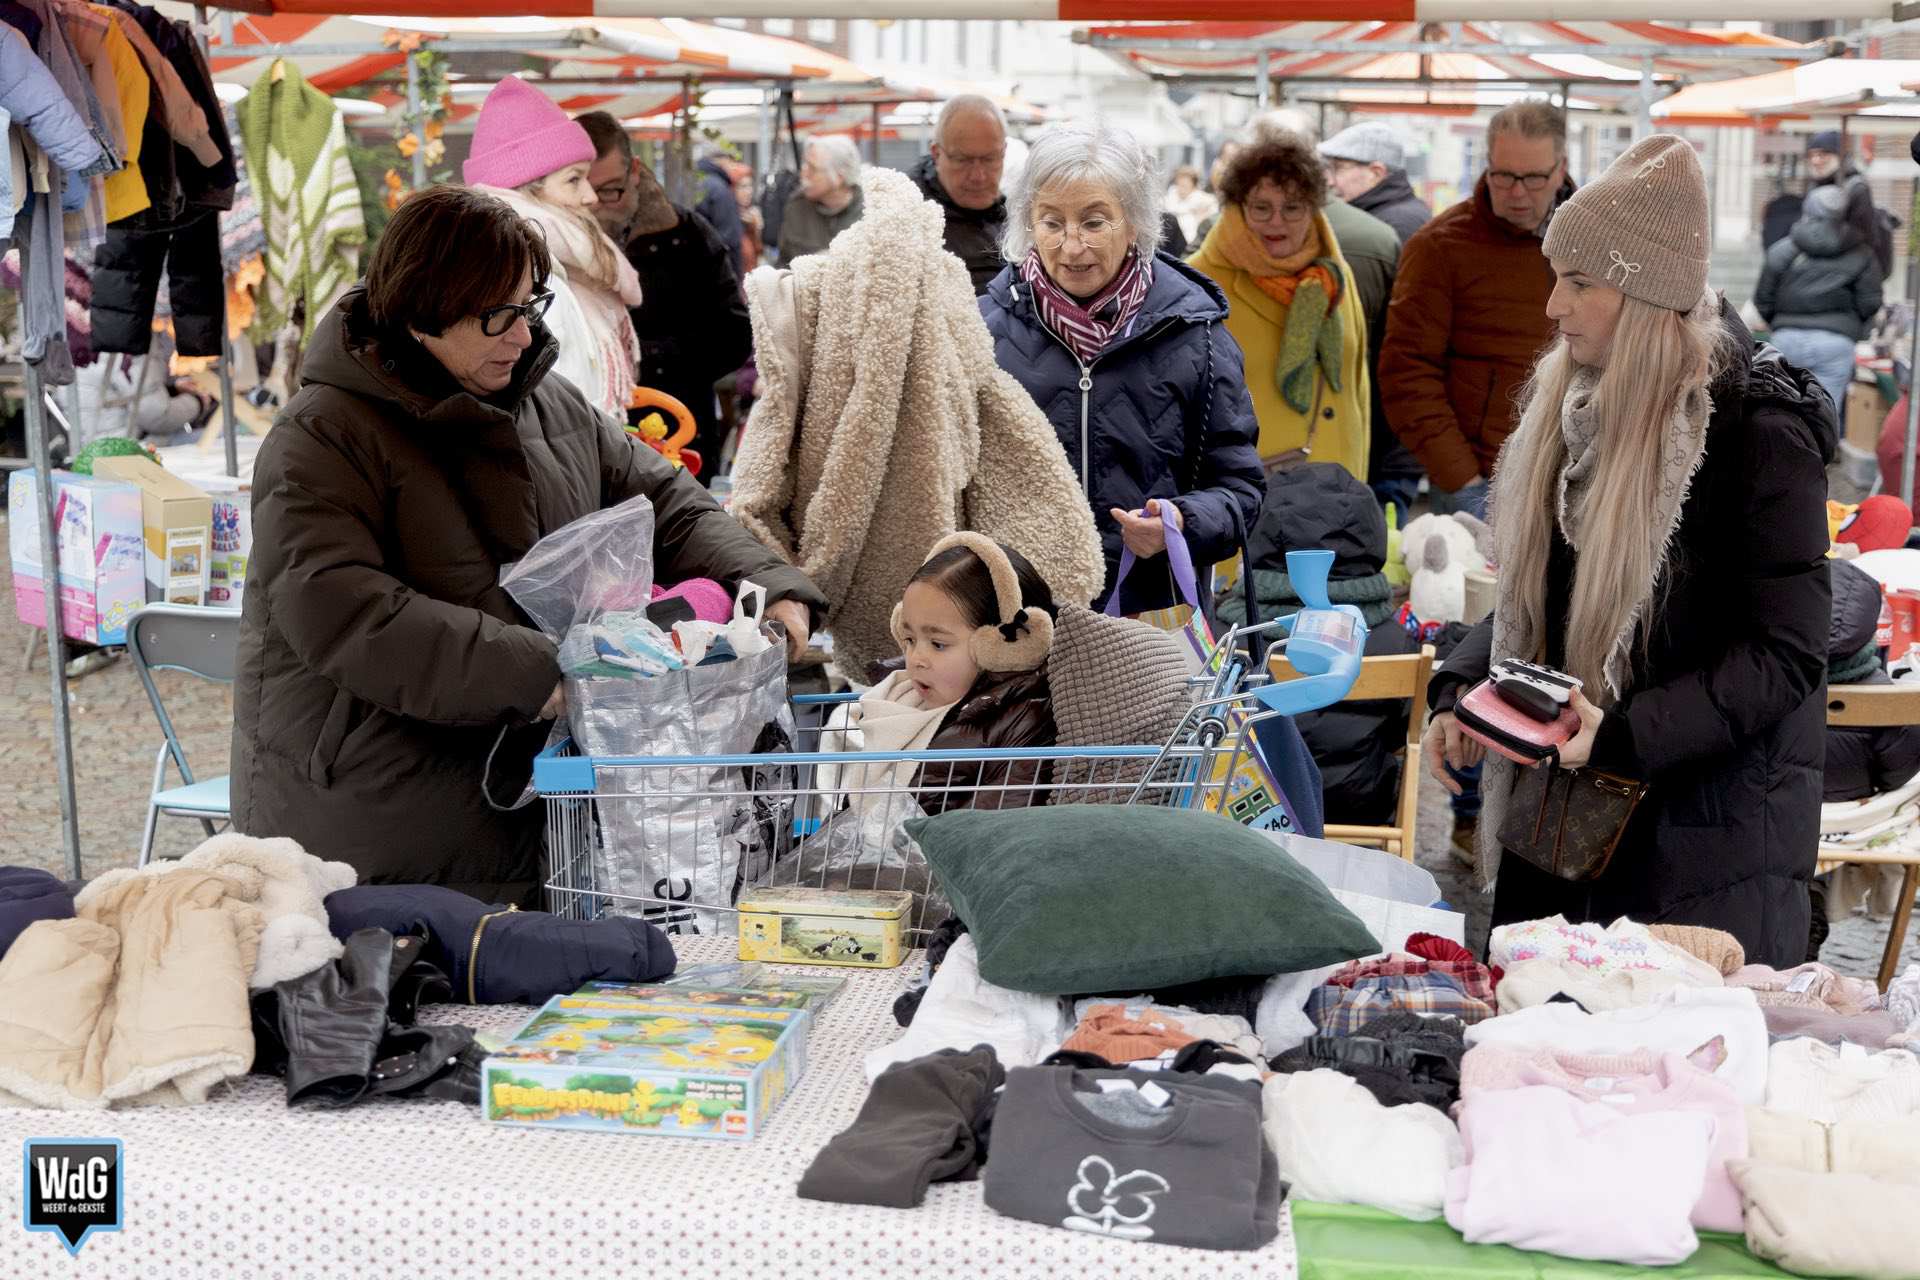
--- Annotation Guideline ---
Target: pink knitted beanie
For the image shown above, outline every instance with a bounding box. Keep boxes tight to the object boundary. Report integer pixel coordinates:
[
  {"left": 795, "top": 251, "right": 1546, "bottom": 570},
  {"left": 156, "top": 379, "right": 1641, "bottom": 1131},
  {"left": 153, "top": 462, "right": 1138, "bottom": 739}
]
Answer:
[
  {"left": 462, "top": 77, "right": 597, "bottom": 191},
  {"left": 652, "top": 578, "right": 735, "bottom": 625}
]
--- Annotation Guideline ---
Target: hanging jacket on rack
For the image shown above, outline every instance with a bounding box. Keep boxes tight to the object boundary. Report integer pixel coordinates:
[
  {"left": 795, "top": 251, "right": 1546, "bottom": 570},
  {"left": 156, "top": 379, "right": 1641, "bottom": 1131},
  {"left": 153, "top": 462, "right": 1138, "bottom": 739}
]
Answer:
[
  {"left": 63, "top": 4, "right": 149, "bottom": 222},
  {"left": 87, "top": 0, "right": 234, "bottom": 355},
  {"left": 1, "top": 23, "right": 105, "bottom": 245},
  {"left": 10, "top": 0, "right": 111, "bottom": 384},
  {"left": 236, "top": 60, "right": 364, "bottom": 345},
  {"left": 49, "top": 2, "right": 124, "bottom": 162}
]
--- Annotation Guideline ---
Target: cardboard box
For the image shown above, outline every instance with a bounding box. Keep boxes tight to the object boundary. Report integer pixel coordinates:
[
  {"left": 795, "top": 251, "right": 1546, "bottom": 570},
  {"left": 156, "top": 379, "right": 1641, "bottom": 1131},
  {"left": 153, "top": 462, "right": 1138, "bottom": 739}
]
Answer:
[
  {"left": 8, "top": 470, "right": 147, "bottom": 646},
  {"left": 483, "top": 997, "right": 809, "bottom": 1140},
  {"left": 737, "top": 887, "right": 912, "bottom": 968},
  {"left": 92, "top": 456, "right": 213, "bottom": 606},
  {"left": 1847, "top": 380, "right": 1889, "bottom": 456}
]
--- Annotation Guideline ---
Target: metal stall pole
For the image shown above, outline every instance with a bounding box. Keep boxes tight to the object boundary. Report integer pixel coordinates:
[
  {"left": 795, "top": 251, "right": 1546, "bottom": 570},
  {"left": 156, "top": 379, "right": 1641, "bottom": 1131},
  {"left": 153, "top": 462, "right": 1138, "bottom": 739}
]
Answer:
[
  {"left": 1904, "top": 267, "right": 1920, "bottom": 507},
  {"left": 23, "top": 364, "right": 83, "bottom": 877},
  {"left": 869, "top": 102, "right": 883, "bottom": 164},
  {"left": 1256, "top": 49, "right": 1271, "bottom": 110},
  {"left": 757, "top": 85, "right": 775, "bottom": 182},
  {"left": 405, "top": 50, "right": 428, "bottom": 190},
  {"left": 194, "top": 5, "right": 243, "bottom": 478},
  {"left": 1636, "top": 56, "right": 1655, "bottom": 139}
]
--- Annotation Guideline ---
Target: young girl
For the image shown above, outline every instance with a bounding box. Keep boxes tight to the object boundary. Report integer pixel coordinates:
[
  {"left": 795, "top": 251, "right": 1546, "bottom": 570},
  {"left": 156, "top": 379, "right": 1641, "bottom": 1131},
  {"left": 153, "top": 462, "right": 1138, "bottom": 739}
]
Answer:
[{"left": 822, "top": 535, "right": 1058, "bottom": 814}]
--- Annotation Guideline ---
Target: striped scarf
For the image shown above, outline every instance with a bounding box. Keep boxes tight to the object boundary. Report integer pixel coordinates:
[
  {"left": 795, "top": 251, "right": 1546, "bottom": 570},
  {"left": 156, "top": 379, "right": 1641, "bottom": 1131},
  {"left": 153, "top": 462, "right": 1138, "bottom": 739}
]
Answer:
[{"left": 1018, "top": 248, "right": 1154, "bottom": 367}]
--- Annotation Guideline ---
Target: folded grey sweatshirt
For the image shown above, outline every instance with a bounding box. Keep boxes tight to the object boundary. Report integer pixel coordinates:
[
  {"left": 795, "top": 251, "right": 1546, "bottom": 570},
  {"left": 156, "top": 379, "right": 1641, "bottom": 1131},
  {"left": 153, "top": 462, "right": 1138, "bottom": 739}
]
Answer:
[{"left": 983, "top": 1066, "right": 1282, "bottom": 1251}]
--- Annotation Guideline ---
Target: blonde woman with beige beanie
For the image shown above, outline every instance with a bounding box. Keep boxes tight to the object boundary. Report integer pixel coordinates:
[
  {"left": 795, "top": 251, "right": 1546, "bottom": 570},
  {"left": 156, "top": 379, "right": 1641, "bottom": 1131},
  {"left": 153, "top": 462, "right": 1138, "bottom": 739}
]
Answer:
[{"left": 1420, "top": 134, "right": 1837, "bottom": 968}]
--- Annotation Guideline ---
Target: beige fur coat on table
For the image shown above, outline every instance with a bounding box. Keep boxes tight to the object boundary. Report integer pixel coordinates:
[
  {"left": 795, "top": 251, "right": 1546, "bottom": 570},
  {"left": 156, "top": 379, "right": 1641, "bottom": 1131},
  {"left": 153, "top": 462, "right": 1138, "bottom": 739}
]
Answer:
[{"left": 731, "top": 166, "right": 1106, "bottom": 678}]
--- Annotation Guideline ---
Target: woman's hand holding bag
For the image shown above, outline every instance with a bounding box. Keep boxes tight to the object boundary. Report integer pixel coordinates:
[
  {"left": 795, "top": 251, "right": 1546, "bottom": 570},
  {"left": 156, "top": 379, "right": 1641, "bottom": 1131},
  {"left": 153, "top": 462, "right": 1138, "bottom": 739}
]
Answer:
[{"left": 1110, "top": 498, "right": 1184, "bottom": 558}]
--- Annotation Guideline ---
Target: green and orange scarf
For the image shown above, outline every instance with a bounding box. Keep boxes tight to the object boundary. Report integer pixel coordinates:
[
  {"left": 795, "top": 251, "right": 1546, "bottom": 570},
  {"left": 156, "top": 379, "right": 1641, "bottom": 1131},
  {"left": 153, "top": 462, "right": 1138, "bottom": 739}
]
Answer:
[{"left": 1215, "top": 204, "right": 1346, "bottom": 415}]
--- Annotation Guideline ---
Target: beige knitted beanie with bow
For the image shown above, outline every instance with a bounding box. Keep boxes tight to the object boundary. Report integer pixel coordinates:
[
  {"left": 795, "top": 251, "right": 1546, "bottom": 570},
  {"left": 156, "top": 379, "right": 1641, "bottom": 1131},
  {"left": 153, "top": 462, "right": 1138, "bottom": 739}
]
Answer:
[{"left": 1541, "top": 134, "right": 1710, "bottom": 312}]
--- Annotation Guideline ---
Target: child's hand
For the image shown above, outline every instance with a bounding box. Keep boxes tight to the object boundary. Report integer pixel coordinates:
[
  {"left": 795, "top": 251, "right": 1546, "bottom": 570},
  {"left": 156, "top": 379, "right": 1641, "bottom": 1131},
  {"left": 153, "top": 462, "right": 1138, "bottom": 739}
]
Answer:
[{"left": 1110, "top": 499, "right": 1183, "bottom": 558}]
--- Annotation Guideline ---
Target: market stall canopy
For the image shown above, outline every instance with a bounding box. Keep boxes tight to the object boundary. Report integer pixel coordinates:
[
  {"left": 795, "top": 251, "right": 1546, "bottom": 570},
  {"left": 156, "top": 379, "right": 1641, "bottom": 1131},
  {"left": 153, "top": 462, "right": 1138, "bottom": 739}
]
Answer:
[
  {"left": 177, "top": 1, "right": 1902, "bottom": 20},
  {"left": 1073, "top": 20, "right": 1819, "bottom": 89},
  {"left": 1655, "top": 58, "right": 1920, "bottom": 125}
]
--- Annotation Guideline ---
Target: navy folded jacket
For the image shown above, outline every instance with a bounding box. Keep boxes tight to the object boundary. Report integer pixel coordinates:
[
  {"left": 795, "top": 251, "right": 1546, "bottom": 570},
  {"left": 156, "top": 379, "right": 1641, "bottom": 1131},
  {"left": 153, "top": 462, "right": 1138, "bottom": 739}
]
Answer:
[
  {"left": 0, "top": 867, "right": 77, "bottom": 960},
  {"left": 323, "top": 884, "right": 676, "bottom": 1005}
]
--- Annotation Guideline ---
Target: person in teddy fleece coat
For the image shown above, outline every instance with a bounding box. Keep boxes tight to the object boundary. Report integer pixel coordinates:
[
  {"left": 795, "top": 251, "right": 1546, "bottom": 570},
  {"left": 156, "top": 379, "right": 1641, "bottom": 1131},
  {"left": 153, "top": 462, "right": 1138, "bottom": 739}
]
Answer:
[{"left": 729, "top": 164, "right": 1107, "bottom": 680}]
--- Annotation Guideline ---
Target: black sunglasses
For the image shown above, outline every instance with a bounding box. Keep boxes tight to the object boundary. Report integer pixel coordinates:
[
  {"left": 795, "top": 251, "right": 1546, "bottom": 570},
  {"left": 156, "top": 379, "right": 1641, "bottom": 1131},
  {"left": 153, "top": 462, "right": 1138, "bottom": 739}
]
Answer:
[{"left": 478, "top": 289, "right": 555, "bottom": 338}]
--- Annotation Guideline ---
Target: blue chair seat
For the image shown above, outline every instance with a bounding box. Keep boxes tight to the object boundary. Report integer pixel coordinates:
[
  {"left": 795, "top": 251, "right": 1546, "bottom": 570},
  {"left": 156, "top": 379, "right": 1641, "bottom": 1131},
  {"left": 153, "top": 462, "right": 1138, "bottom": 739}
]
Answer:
[{"left": 153, "top": 776, "right": 230, "bottom": 816}]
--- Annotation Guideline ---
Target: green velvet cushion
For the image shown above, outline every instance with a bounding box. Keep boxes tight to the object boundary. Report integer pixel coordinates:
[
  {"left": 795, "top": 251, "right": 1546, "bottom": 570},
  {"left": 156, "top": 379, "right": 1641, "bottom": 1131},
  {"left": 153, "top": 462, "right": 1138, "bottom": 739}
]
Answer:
[{"left": 904, "top": 804, "right": 1380, "bottom": 994}]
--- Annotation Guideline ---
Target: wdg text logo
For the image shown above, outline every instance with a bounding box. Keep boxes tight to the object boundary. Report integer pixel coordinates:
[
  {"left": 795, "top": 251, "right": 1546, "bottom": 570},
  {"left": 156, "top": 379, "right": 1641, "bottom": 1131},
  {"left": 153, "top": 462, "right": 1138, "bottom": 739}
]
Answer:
[{"left": 21, "top": 1140, "right": 122, "bottom": 1254}]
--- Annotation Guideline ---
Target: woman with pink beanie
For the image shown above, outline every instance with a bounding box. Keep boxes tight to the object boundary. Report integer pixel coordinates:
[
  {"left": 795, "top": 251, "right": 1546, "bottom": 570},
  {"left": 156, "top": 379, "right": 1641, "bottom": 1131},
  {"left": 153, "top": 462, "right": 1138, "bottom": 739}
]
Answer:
[{"left": 464, "top": 76, "right": 643, "bottom": 421}]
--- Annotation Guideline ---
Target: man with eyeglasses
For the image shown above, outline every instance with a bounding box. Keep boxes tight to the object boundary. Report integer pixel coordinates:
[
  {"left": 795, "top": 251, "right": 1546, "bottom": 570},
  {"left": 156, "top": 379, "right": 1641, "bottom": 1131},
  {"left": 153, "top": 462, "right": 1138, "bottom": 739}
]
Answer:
[
  {"left": 911, "top": 95, "right": 1010, "bottom": 296},
  {"left": 1381, "top": 99, "right": 1575, "bottom": 526},
  {"left": 577, "top": 111, "right": 750, "bottom": 483}
]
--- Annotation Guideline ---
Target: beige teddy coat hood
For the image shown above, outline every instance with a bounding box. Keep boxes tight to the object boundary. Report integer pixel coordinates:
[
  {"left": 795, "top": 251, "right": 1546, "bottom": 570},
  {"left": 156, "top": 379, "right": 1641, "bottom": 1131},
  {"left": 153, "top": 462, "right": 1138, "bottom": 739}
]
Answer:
[{"left": 730, "top": 165, "right": 1105, "bottom": 677}]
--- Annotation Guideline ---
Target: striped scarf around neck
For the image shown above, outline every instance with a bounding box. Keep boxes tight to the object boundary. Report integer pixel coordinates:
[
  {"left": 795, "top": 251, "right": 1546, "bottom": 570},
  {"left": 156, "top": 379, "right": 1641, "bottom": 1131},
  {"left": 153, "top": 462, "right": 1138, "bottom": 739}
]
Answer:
[{"left": 1019, "top": 247, "right": 1154, "bottom": 367}]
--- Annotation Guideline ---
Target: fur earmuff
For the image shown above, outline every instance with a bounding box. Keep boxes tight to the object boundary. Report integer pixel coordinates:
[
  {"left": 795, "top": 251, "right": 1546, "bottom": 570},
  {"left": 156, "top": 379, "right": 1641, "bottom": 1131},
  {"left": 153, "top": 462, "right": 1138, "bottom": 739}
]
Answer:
[{"left": 925, "top": 532, "right": 1054, "bottom": 672}]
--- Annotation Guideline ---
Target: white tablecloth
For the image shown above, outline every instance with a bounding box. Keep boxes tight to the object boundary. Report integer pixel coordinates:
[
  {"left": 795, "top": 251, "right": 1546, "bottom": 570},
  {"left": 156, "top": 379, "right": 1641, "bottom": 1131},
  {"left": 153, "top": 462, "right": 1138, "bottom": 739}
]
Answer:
[{"left": 0, "top": 938, "right": 1298, "bottom": 1279}]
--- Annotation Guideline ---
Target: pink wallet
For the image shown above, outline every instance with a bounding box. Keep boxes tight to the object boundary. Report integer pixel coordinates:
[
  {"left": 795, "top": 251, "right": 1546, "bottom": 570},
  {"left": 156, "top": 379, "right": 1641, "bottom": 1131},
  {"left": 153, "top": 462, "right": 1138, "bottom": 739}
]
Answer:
[{"left": 1453, "top": 680, "right": 1581, "bottom": 765}]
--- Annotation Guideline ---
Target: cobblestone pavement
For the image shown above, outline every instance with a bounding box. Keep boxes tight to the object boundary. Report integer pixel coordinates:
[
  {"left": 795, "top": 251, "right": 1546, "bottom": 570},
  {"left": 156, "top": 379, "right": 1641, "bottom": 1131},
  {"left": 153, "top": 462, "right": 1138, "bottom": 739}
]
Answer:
[
  {"left": 2, "top": 515, "right": 232, "bottom": 874},
  {"left": 3, "top": 507, "right": 1914, "bottom": 984}
]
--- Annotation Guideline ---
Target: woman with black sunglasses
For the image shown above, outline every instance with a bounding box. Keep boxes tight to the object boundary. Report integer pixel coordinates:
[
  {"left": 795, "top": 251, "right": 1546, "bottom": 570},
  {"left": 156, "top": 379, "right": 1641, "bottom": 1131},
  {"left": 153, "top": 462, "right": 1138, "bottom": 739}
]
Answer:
[{"left": 230, "top": 184, "right": 827, "bottom": 905}]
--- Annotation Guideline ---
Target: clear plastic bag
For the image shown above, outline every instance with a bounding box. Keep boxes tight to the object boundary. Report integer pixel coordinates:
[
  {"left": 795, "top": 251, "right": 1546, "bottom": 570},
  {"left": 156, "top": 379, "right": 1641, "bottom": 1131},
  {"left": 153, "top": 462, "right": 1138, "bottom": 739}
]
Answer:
[{"left": 500, "top": 493, "right": 655, "bottom": 638}]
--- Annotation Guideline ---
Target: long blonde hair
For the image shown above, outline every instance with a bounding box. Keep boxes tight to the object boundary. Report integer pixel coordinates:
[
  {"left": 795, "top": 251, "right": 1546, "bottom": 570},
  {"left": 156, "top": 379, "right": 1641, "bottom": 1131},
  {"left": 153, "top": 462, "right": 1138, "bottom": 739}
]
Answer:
[{"left": 1494, "top": 296, "right": 1729, "bottom": 698}]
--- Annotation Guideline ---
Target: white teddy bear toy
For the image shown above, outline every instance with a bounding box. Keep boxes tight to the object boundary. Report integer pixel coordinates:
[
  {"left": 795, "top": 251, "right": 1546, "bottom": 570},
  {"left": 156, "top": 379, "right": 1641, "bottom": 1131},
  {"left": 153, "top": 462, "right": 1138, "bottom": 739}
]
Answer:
[{"left": 1401, "top": 512, "right": 1493, "bottom": 625}]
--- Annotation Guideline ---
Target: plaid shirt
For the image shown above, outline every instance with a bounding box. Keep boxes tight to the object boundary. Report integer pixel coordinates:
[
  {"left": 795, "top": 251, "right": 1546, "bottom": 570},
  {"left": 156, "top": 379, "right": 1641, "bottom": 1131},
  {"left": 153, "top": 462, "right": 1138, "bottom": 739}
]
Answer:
[
  {"left": 1327, "top": 956, "right": 1500, "bottom": 1005},
  {"left": 1307, "top": 971, "right": 1495, "bottom": 1036}
]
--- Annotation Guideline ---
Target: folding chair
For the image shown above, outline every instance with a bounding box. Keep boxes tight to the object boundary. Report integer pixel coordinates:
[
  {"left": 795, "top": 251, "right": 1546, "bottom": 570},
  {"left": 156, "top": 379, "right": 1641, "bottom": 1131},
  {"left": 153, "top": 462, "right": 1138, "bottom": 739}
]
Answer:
[
  {"left": 1820, "top": 682, "right": 1920, "bottom": 990},
  {"left": 1268, "top": 646, "right": 1436, "bottom": 860},
  {"left": 128, "top": 604, "right": 243, "bottom": 866}
]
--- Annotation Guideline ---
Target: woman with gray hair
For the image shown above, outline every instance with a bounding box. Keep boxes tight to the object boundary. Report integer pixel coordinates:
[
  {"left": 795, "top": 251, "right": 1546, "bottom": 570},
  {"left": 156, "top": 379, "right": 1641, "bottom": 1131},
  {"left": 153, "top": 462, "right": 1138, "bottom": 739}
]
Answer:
[
  {"left": 980, "top": 119, "right": 1264, "bottom": 615},
  {"left": 780, "top": 135, "right": 865, "bottom": 263}
]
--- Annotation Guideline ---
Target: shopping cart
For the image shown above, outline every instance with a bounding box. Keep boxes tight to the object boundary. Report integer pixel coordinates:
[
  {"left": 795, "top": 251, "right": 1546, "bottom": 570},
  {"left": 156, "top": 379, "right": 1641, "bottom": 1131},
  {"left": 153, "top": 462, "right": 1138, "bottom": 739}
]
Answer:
[{"left": 536, "top": 604, "right": 1345, "bottom": 942}]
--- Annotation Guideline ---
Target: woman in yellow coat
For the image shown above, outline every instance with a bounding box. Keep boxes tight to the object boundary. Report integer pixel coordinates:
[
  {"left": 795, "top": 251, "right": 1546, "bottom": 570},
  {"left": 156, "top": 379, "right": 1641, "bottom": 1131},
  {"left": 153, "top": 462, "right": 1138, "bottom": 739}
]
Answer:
[{"left": 1189, "top": 133, "right": 1371, "bottom": 479}]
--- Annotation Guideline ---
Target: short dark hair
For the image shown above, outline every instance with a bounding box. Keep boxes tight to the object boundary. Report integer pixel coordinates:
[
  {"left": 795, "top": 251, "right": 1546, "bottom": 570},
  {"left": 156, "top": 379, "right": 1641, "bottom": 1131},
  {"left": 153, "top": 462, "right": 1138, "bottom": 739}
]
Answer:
[
  {"left": 576, "top": 110, "right": 632, "bottom": 163},
  {"left": 365, "top": 185, "right": 551, "bottom": 337},
  {"left": 908, "top": 541, "right": 1057, "bottom": 631},
  {"left": 1218, "top": 136, "right": 1328, "bottom": 209}
]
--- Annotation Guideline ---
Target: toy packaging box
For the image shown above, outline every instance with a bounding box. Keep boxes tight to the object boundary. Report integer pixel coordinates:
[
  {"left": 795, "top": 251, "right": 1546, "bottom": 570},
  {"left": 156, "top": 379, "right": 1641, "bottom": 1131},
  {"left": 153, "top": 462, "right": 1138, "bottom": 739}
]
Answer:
[
  {"left": 8, "top": 470, "right": 146, "bottom": 645},
  {"left": 483, "top": 997, "right": 809, "bottom": 1140},
  {"left": 92, "top": 455, "right": 213, "bottom": 605},
  {"left": 736, "top": 887, "right": 912, "bottom": 969},
  {"left": 564, "top": 982, "right": 828, "bottom": 1013}
]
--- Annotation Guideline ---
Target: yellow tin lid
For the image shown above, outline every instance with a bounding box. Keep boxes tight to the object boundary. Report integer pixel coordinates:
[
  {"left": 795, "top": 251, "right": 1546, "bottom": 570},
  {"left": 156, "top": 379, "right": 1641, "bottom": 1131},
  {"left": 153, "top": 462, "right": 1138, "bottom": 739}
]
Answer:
[{"left": 736, "top": 887, "right": 913, "bottom": 920}]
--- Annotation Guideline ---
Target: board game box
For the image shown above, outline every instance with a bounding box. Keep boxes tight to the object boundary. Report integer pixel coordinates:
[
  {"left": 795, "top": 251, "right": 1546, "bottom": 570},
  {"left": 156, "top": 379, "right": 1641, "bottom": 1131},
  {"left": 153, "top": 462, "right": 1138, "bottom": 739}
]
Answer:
[{"left": 482, "top": 997, "right": 809, "bottom": 1140}]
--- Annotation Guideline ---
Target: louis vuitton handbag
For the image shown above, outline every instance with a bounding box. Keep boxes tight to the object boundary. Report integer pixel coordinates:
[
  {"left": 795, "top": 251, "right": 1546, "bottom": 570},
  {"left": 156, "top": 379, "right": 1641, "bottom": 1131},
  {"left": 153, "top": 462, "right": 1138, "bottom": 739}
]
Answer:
[{"left": 1498, "top": 759, "right": 1649, "bottom": 882}]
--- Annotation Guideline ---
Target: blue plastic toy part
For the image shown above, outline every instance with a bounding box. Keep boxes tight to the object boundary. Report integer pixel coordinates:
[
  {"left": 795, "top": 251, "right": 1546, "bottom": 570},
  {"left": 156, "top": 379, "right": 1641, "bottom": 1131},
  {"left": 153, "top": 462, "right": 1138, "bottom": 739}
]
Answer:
[{"left": 1251, "top": 549, "right": 1367, "bottom": 716}]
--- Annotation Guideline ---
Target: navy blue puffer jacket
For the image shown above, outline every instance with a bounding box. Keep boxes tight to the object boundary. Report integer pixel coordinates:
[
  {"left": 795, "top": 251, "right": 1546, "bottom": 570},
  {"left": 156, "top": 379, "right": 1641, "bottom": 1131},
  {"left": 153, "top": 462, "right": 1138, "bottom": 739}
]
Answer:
[{"left": 980, "top": 254, "right": 1266, "bottom": 614}]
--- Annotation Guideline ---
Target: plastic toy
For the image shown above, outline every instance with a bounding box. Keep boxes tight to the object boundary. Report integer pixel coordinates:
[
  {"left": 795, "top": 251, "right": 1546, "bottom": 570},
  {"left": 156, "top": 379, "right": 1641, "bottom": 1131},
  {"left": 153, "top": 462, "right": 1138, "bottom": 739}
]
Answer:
[
  {"left": 627, "top": 386, "right": 704, "bottom": 478},
  {"left": 1253, "top": 549, "right": 1367, "bottom": 716}
]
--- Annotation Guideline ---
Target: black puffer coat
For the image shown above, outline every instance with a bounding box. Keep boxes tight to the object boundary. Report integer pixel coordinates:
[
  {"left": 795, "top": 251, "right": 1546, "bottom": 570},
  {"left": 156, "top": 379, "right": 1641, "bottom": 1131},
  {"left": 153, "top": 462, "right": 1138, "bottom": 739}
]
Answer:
[
  {"left": 1755, "top": 188, "right": 1884, "bottom": 341},
  {"left": 980, "top": 254, "right": 1266, "bottom": 615},
  {"left": 1433, "top": 306, "right": 1835, "bottom": 967},
  {"left": 1824, "top": 559, "right": 1920, "bottom": 803}
]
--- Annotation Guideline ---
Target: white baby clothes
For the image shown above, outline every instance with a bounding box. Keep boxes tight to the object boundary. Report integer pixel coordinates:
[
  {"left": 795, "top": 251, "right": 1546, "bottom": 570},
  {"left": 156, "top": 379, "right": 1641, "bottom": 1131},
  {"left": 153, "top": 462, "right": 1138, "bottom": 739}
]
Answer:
[
  {"left": 1490, "top": 916, "right": 1724, "bottom": 1014},
  {"left": 1464, "top": 986, "right": 1769, "bottom": 1104},
  {"left": 1763, "top": 1038, "right": 1920, "bottom": 1124},
  {"left": 1445, "top": 1085, "right": 1715, "bottom": 1266},
  {"left": 1729, "top": 1162, "right": 1920, "bottom": 1280},
  {"left": 1263, "top": 1069, "right": 1462, "bottom": 1221},
  {"left": 864, "top": 934, "right": 1069, "bottom": 1080},
  {"left": 1888, "top": 963, "right": 1920, "bottom": 1033}
]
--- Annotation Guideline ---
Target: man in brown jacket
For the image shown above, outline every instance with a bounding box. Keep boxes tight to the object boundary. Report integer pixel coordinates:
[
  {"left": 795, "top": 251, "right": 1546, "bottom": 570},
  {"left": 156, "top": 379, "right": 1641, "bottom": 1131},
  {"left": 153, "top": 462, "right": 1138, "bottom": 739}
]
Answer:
[{"left": 1380, "top": 101, "right": 1575, "bottom": 516}]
